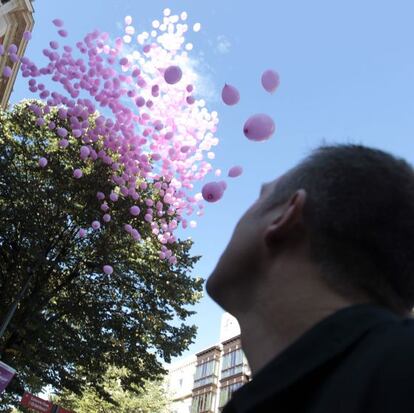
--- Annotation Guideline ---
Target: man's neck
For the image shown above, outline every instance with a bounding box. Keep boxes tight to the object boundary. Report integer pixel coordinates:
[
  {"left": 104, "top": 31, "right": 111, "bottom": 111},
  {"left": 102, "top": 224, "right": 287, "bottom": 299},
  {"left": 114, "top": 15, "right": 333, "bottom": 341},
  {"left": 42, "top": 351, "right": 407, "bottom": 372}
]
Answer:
[{"left": 235, "top": 280, "right": 358, "bottom": 375}]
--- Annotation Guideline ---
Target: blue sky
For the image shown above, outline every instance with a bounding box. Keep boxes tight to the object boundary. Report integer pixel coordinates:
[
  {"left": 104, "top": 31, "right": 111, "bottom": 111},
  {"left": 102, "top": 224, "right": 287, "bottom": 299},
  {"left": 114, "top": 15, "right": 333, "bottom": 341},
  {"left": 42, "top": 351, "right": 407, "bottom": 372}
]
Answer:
[{"left": 11, "top": 0, "right": 414, "bottom": 361}]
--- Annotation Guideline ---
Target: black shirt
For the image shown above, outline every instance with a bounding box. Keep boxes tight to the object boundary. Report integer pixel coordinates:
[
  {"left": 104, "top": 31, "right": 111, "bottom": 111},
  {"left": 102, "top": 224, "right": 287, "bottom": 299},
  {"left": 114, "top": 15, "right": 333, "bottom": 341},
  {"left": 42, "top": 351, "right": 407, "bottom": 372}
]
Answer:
[{"left": 223, "top": 304, "right": 414, "bottom": 412}]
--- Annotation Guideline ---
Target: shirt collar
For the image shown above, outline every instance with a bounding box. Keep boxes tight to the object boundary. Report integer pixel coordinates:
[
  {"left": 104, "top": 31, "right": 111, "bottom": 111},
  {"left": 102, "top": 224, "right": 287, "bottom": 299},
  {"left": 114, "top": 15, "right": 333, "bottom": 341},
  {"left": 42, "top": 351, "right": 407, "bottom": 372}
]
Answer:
[{"left": 229, "top": 304, "right": 400, "bottom": 413}]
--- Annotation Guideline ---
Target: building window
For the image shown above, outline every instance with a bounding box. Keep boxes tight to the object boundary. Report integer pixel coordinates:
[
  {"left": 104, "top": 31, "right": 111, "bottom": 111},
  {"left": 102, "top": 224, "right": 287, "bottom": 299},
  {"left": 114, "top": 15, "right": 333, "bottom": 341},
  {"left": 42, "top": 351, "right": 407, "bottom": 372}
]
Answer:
[
  {"left": 219, "top": 382, "right": 243, "bottom": 408},
  {"left": 191, "top": 391, "right": 215, "bottom": 413},
  {"left": 194, "top": 359, "right": 218, "bottom": 388},
  {"left": 221, "top": 349, "right": 243, "bottom": 379}
]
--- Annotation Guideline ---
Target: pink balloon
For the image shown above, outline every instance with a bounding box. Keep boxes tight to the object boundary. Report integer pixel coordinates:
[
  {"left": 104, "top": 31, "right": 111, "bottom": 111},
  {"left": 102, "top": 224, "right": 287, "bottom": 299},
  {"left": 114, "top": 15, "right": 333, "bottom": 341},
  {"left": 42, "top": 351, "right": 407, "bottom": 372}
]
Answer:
[
  {"left": 130, "top": 205, "right": 140, "bottom": 216},
  {"left": 221, "top": 84, "right": 240, "bottom": 105},
  {"left": 228, "top": 165, "right": 243, "bottom": 178},
  {"left": 78, "top": 228, "right": 87, "bottom": 237},
  {"left": 103, "top": 265, "right": 113, "bottom": 274},
  {"left": 92, "top": 220, "right": 101, "bottom": 230},
  {"left": 56, "top": 127, "right": 68, "bottom": 138},
  {"left": 2, "top": 66, "right": 12, "bottom": 78},
  {"left": 135, "top": 96, "right": 145, "bottom": 107},
  {"left": 261, "top": 69, "right": 280, "bottom": 93},
  {"left": 164, "top": 65, "right": 182, "bottom": 84},
  {"left": 52, "top": 18, "right": 64, "bottom": 27},
  {"left": 50, "top": 41, "right": 59, "bottom": 50},
  {"left": 73, "top": 168, "right": 83, "bottom": 178},
  {"left": 59, "top": 139, "right": 69, "bottom": 148},
  {"left": 80, "top": 146, "right": 90, "bottom": 158},
  {"left": 243, "top": 114, "right": 275, "bottom": 141},
  {"left": 201, "top": 181, "right": 224, "bottom": 203},
  {"left": 38, "top": 157, "right": 48, "bottom": 168}
]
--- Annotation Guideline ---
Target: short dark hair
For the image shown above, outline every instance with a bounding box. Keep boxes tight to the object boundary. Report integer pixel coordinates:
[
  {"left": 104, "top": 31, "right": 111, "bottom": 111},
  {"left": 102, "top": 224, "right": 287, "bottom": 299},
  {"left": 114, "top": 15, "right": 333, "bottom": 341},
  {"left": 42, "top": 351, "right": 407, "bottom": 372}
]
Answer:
[{"left": 271, "top": 144, "right": 414, "bottom": 315}]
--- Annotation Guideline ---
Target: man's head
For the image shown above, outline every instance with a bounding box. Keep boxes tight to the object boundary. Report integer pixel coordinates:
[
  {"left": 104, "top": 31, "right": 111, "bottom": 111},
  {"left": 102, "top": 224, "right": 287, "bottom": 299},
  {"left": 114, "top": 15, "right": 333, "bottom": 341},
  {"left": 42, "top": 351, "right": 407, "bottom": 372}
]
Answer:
[{"left": 206, "top": 144, "right": 414, "bottom": 316}]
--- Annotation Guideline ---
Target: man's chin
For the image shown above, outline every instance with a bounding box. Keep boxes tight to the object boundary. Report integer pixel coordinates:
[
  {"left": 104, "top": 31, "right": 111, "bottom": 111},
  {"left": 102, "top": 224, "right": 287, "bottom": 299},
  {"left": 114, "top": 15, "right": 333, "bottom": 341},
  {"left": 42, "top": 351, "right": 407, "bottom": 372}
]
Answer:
[{"left": 206, "top": 267, "right": 226, "bottom": 305}]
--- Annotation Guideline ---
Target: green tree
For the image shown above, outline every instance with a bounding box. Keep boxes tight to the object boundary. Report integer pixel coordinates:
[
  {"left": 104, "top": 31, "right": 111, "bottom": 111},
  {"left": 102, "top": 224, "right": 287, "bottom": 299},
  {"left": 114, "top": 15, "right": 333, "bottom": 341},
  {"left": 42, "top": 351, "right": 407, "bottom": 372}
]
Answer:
[
  {"left": 0, "top": 101, "right": 203, "bottom": 408},
  {"left": 55, "top": 367, "right": 171, "bottom": 413}
]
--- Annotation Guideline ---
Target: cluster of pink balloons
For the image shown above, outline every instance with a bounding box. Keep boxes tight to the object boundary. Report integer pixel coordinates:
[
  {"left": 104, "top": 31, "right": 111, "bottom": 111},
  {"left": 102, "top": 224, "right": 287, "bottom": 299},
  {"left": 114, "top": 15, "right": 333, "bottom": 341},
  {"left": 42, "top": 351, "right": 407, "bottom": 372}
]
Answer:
[
  {"left": 0, "top": 10, "right": 246, "bottom": 272},
  {"left": 221, "top": 69, "right": 279, "bottom": 140},
  {"left": 202, "top": 69, "right": 280, "bottom": 203}
]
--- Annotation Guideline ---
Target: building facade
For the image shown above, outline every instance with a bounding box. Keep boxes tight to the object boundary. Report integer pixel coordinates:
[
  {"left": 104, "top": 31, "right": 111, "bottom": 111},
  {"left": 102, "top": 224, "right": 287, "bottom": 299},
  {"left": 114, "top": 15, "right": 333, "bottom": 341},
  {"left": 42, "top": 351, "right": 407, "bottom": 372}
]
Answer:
[
  {"left": 0, "top": 0, "right": 34, "bottom": 108},
  {"left": 167, "top": 313, "right": 251, "bottom": 413}
]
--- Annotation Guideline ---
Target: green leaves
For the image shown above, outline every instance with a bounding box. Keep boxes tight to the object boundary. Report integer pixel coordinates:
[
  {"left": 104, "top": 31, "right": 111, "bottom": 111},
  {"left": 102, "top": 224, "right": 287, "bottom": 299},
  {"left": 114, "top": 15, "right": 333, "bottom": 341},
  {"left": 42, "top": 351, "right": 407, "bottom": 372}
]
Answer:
[{"left": 0, "top": 100, "right": 203, "bottom": 409}]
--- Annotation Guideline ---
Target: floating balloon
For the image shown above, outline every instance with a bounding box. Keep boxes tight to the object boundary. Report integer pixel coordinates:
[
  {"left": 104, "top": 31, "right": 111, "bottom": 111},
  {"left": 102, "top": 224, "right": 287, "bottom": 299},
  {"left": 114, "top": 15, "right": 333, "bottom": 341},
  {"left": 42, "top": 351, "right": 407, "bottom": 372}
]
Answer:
[
  {"left": 73, "top": 169, "right": 83, "bottom": 179},
  {"left": 201, "top": 181, "right": 224, "bottom": 203},
  {"left": 0, "top": 10, "right": 235, "bottom": 265},
  {"left": 2, "top": 66, "right": 12, "bottom": 78},
  {"left": 261, "top": 69, "right": 280, "bottom": 93},
  {"left": 164, "top": 65, "right": 182, "bottom": 84},
  {"left": 130, "top": 206, "right": 140, "bottom": 216},
  {"left": 228, "top": 165, "right": 243, "bottom": 178},
  {"left": 52, "top": 18, "right": 64, "bottom": 27},
  {"left": 38, "top": 157, "right": 48, "bottom": 168},
  {"left": 221, "top": 84, "right": 240, "bottom": 106},
  {"left": 103, "top": 265, "right": 113, "bottom": 275},
  {"left": 243, "top": 114, "right": 275, "bottom": 141}
]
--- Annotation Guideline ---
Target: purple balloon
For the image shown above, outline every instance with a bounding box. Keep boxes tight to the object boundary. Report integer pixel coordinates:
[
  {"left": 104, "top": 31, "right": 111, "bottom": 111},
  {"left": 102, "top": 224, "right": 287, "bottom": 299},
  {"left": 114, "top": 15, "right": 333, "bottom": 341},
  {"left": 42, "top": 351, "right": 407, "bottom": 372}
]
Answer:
[
  {"left": 39, "top": 157, "right": 48, "bottom": 168},
  {"left": 103, "top": 265, "right": 113, "bottom": 275},
  {"left": 201, "top": 181, "right": 224, "bottom": 203},
  {"left": 59, "top": 139, "right": 69, "bottom": 148},
  {"left": 243, "top": 114, "right": 275, "bottom": 141},
  {"left": 221, "top": 84, "right": 240, "bottom": 106},
  {"left": 228, "top": 165, "right": 243, "bottom": 178},
  {"left": 78, "top": 228, "right": 86, "bottom": 237},
  {"left": 52, "top": 18, "right": 64, "bottom": 27},
  {"left": 56, "top": 127, "right": 68, "bottom": 138},
  {"left": 261, "top": 69, "right": 280, "bottom": 93},
  {"left": 130, "top": 205, "right": 140, "bottom": 216},
  {"left": 80, "top": 146, "right": 90, "bottom": 158},
  {"left": 103, "top": 213, "right": 111, "bottom": 222},
  {"left": 50, "top": 41, "right": 59, "bottom": 50},
  {"left": 164, "top": 65, "right": 182, "bottom": 84},
  {"left": 135, "top": 96, "right": 145, "bottom": 107},
  {"left": 73, "top": 168, "right": 83, "bottom": 179},
  {"left": 23, "top": 31, "right": 32, "bottom": 41},
  {"left": 58, "top": 29, "right": 68, "bottom": 38},
  {"left": 109, "top": 192, "right": 118, "bottom": 202},
  {"left": 8, "top": 44, "right": 17, "bottom": 54},
  {"left": 92, "top": 220, "right": 101, "bottom": 230},
  {"left": 2, "top": 66, "right": 12, "bottom": 78}
]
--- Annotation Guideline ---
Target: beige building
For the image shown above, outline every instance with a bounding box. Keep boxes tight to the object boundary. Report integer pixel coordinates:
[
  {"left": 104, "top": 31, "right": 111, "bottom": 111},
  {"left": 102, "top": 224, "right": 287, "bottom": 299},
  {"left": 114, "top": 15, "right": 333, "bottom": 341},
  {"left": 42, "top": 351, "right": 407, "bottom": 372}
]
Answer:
[
  {"left": 167, "top": 313, "right": 251, "bottom": 413},
  {"left": 0, "top": 0, "right": 35, "bottom": 109}
]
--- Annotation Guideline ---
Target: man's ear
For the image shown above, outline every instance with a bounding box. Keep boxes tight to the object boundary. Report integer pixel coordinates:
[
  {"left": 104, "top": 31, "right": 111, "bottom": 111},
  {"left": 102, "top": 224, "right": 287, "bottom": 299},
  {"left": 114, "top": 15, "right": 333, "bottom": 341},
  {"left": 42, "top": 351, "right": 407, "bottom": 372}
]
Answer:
[{"left": 264, "top": 189, "right": 307, "bottom": 246}]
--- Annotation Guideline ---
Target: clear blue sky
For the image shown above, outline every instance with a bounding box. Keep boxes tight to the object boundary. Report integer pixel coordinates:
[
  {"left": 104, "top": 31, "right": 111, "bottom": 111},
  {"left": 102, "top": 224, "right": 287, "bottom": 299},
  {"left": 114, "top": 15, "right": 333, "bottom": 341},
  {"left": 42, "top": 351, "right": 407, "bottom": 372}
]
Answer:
[{"left": 11, "top": 0, "right": 414, "bottom": 361}]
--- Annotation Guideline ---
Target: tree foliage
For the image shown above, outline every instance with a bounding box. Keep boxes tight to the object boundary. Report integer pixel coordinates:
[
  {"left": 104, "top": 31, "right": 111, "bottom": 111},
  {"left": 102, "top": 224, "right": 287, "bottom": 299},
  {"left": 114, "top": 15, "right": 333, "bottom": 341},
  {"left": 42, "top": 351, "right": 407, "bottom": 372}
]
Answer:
[
  {"left": 0, "top": 100, "right": 203, "bottom": 408},
  {"left": 55, "top": 367, "right": 171, "bottom": 413}
]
